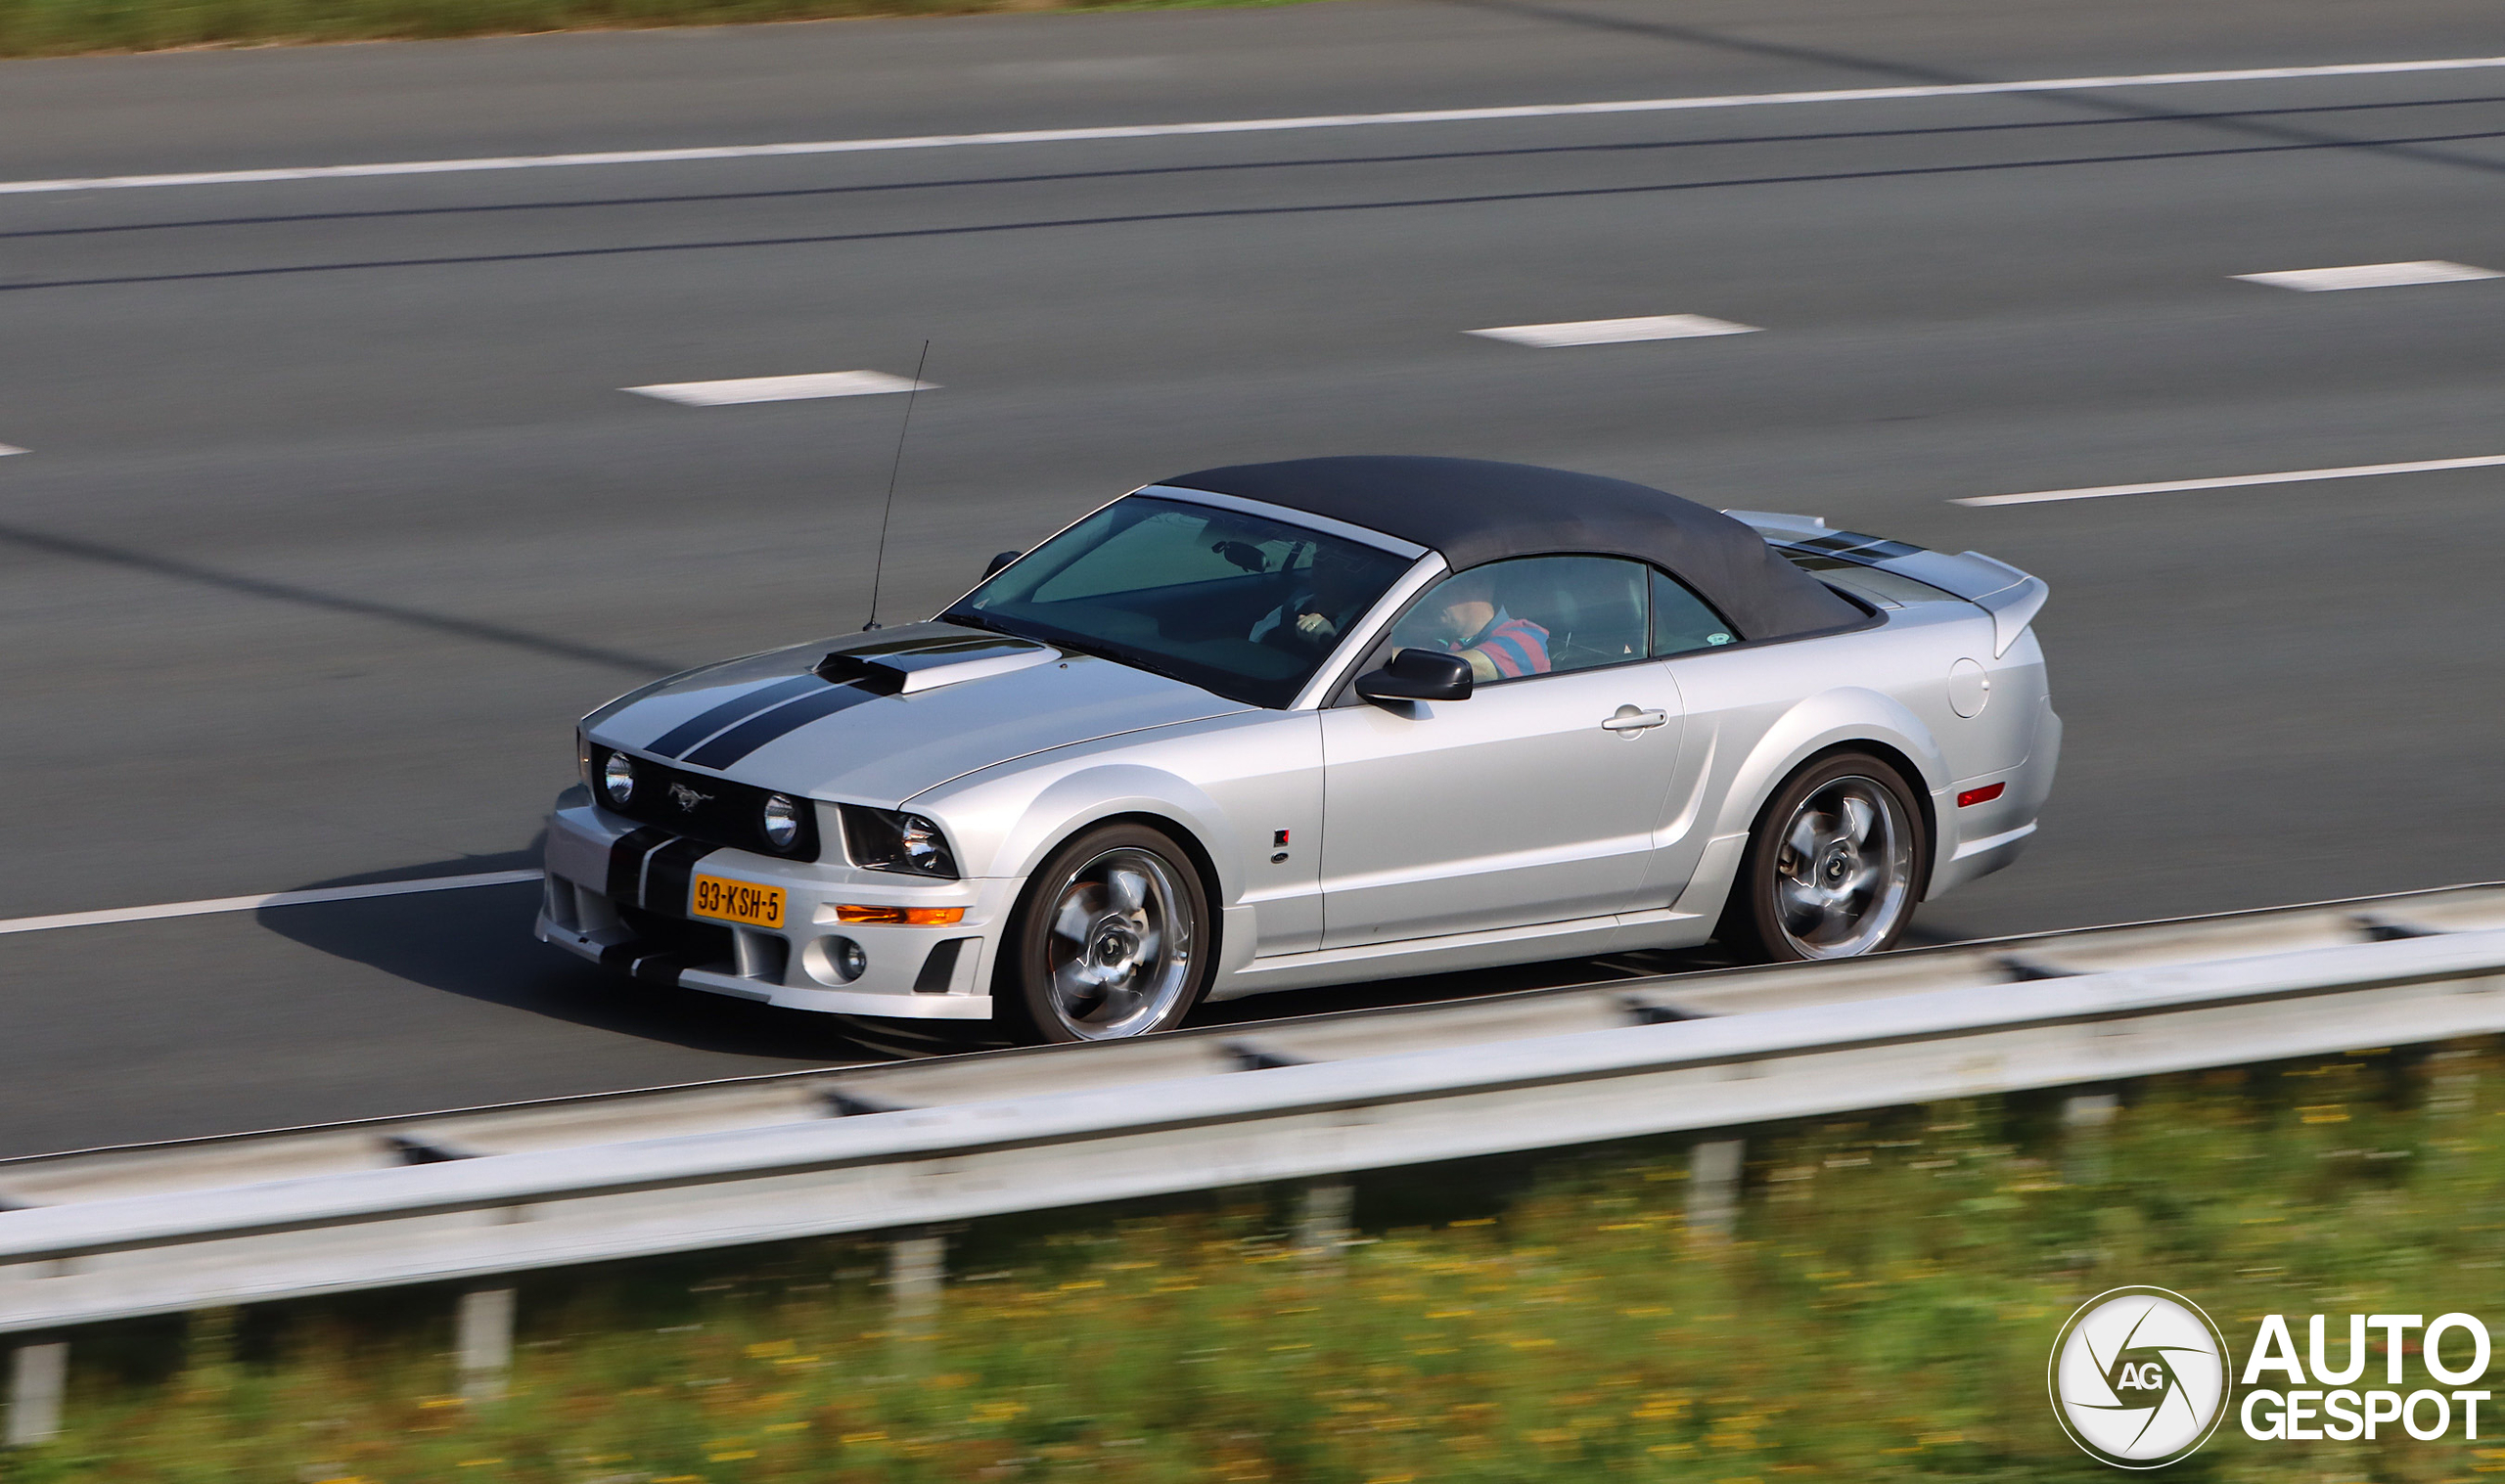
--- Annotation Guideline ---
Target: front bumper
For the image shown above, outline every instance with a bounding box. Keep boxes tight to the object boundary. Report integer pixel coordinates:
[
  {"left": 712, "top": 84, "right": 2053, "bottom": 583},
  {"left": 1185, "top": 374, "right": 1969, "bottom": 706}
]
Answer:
[{"left": 534, "top": 801, "right": 1011, "bottom": 1019}]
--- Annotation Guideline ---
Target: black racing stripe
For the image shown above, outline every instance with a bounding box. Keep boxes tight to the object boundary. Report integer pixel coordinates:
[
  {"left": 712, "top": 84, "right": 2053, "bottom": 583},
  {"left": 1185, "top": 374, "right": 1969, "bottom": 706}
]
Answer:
[
  {"left": 681, "top": 681, "right": 884, "bottom": 770},
  {"left": 1798, "top": 530, "right": 1924, "bottom": 561},
  {"left": 604, "top": 827, "right": 673, "bottom": 903},
  {"left": 647, "top": 674, "right": 826, "bottom": 759},
  {"left": 643, "top": 838, "right": 718, "bottom": 917}
]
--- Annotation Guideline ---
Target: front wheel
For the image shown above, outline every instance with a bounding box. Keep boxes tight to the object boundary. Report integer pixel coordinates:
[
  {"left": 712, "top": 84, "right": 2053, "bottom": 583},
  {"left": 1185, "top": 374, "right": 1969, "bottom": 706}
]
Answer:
[
  {"left": 1719, "top": 752, "right": 1928, "bottom": 963},
  {"left": 999, "top": 823, "right": 1213, "bottom": 1044}
]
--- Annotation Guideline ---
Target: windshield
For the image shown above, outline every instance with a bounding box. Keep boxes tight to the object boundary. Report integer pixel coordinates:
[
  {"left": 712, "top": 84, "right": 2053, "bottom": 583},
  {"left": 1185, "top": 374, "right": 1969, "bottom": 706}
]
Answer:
[{"left": 945, "top": 495, "right": 1417, "bottom": 708}]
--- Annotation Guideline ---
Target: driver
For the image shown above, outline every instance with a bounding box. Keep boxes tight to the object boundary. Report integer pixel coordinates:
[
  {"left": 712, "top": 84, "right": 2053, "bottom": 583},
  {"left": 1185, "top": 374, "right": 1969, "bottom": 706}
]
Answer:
[
  {"left": 1249, "top": 545, "right": 1374, "bottom": 651},
  {"left": 1402, "top": 568, "right": 1550, "bottom": 682}
]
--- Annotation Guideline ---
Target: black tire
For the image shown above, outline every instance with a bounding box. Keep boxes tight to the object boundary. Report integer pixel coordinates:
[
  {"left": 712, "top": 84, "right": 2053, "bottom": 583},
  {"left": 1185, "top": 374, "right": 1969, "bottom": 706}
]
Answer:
[
  {"left": 1718, "top": 751, "right": 1930, "bottom": 963},
  {"left": 997, "top": 822, "right": 1215, "bottom": 1044}
]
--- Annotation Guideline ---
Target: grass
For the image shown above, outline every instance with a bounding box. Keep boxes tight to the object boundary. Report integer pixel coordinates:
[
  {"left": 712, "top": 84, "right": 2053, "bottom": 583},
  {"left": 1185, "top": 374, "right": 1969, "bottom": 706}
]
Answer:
[
  {"left": 0, "top": 0, "right": 1319, "bottom": 59},
  {"left": 10, "top": 1040, "right": 2505, "bottom": 1482}
]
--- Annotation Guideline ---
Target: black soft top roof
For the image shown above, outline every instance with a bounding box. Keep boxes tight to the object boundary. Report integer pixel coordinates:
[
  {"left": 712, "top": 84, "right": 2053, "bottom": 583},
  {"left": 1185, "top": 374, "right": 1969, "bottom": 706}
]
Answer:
[{"left": 1159, "top": 456, "right": 1863, "bottom": 640}]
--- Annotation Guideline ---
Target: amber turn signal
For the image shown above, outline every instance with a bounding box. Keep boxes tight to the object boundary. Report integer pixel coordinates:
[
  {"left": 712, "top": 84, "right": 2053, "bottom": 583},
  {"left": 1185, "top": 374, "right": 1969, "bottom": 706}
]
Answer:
[{"left": 833, "top": 904, "right": 967, "bottom": 925}]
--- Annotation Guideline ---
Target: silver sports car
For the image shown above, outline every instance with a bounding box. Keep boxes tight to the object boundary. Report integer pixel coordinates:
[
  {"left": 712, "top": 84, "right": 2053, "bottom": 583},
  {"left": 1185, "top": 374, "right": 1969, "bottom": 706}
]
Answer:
[{"left": 539, "top": 457, "right": 2058, "bottom": 1043}]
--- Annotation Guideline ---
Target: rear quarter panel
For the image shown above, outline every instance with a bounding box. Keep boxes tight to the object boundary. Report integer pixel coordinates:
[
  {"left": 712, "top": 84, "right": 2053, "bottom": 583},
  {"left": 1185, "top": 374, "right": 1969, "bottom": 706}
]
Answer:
[{"left": 1668, "top": 600, "right": 2046, "bottom": 908}]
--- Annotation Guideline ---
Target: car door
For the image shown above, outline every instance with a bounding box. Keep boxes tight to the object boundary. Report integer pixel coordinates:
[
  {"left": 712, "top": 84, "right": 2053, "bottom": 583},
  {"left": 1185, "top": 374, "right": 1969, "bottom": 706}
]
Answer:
[
  {"left": 1624, "top": 564, "right": 1751, "bottom": 912},
  {"left": 1317, "top": 556, "right": 1687, "bottom": 948}
]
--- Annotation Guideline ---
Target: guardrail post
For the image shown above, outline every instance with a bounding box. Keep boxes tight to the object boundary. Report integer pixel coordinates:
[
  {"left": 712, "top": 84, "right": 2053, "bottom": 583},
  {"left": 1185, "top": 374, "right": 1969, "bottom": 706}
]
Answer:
[
  {"left": 457, "top": 1287, "right": 517, "bottom": 1404},
  {"left": 1295, "top": 1178, "right": 1354, "bottom": 1259},
  {"left": 1687, "top": 1138, "right": 1745, "bottom": 1238},
  {"left": 2062, "top": 1092, "right": 2118, "bottom": 1186},
  {"left": 888, "top": 1231, "right": 946, "bottom": 1337},
  {"left": 5, "top": 1341, "right": 67, "bottom": 1447}
]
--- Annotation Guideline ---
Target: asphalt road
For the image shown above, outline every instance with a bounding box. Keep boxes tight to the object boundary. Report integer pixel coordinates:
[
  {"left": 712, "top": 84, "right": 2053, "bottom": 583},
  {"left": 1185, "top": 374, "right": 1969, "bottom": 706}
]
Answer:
[{"left": 3, "top": 0, "right": 2501, "bottom": 1157}]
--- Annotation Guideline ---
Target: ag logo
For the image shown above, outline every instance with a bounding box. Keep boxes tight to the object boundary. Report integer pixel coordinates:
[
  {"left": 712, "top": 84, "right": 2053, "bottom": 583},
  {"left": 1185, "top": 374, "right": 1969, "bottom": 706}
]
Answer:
[{"left": 2049, "top": 1287, "right": 2231, "bottom": 1468}]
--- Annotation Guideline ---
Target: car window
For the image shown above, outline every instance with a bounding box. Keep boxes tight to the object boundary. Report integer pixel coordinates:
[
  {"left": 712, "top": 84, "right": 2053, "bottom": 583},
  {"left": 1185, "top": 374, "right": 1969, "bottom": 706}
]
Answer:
[
  {"left": 1385, "top": 556, "right": 1649, "bottom": 684},
  {"left": 948, "top": 495, "right": 1414, "bottom": 709},
  {"left": 1651, "top": 568, "right": 1739, "bottom": 656},
  {"left": 1030, "top": 507, "right": 1291, "bottom": 602}
]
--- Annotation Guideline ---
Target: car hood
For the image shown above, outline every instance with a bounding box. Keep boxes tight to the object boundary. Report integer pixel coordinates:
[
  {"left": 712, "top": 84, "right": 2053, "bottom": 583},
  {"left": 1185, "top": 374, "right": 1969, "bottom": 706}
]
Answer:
[{"left": 584, "top": 621, "right": 1252, "bottom": 802}]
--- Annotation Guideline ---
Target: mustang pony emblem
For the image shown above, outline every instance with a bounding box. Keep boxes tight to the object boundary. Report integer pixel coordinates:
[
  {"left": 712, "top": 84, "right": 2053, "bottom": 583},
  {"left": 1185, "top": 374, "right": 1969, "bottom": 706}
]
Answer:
[{"left": 668, "top": 782, "right": 712, "bottom": 811}]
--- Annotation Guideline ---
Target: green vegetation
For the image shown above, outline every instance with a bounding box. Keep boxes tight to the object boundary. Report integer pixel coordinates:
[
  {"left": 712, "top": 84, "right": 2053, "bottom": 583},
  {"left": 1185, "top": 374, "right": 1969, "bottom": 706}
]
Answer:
[
  {"left": 0, "top": 0, "right": 1313, "bottom": 59},
  {"left": 11, "top": 1041, "right": 2504, "bottom": 1482}
]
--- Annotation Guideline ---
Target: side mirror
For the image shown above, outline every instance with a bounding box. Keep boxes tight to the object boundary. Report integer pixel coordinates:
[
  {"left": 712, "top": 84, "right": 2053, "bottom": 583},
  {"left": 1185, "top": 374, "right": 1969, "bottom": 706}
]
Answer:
[
  {"left": 982, "top": 550, "right": 1022, "bottom": 579},
  {"left": 1355, "top": 648, "right": 1474, "bottom": 704}
]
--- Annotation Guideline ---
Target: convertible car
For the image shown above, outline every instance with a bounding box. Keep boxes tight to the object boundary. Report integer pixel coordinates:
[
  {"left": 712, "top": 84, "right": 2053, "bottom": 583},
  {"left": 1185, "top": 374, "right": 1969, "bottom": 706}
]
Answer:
[{"left": 539, "top": 457, "right": 2058, "bottom": 1042}]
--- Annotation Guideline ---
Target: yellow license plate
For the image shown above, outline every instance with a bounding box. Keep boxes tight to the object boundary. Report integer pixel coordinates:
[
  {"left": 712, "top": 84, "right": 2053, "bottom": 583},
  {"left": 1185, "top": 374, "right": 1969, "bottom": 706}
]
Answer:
[{"left": 691, "top": 875, "right": 785, "bottom": 929}]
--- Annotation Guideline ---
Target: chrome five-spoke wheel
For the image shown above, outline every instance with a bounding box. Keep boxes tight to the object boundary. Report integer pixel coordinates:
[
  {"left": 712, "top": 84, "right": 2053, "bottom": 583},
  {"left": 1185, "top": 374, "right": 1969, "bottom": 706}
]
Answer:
[
  {"left": 1723, "top": 752, "right": 1927, "bottom": 964},
  {"left": 1007, "top": 824, "right": 1212, "bottom": 1044},
  {"left": 1771, "top": 776, "right": 1913, "bottom": 958}
]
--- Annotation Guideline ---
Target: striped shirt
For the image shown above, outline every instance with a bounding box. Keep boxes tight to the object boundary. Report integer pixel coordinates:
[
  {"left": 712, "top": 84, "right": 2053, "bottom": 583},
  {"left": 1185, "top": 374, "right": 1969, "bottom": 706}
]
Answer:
[{"left": 1451, "top": 608, "right": 1551, "bottom": 680}]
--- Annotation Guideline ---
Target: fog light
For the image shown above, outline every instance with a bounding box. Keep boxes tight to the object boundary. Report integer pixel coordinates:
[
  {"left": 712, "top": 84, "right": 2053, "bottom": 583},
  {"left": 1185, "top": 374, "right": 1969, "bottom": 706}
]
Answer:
[
  {"left": 832, "top": 937, "right": 868, "bottom": 981},
  {"left": 602, "top": 750, "right": 636, "bottom": 806},
  {"left": 760, "top": 793, "right": 800, "bottom": 849}
]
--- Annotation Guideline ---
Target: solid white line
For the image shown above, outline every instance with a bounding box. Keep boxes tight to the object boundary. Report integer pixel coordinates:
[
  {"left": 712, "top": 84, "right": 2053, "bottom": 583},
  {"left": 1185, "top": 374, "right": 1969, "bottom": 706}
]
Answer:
[
  {"left": 6, "top": 55, "right": 2505, "bottom": 197},
  {"left": 0, "top": 870, "right": 544, "bottom": 937},
  {"left": 1956, "top": 454, "right": 2505, "bottom": 506},
  {"left": 2235, "top": 260, "right": 2502, "bottom": 291},
  {"left": 626, "top": 371, "right": 934, "bottom": 406},
  {"left": 1469, "top": 314, "right": 1758, "bottom": 346},
  {"left": 0, "top": 444, "right": 23, "bottom": 457}
]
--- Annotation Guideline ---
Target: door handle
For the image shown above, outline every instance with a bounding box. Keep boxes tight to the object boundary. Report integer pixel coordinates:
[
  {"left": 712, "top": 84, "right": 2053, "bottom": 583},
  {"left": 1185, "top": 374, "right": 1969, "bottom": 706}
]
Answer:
[{"left": 1601, "top": 706, "right": 1669, "bottom": 733}]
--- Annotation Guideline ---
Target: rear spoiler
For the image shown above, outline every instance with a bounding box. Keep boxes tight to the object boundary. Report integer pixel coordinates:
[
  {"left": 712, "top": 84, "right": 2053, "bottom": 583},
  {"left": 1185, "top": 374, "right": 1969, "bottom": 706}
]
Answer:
[{"left": 1726, "top": 511, "right": 2048, "bottom": 657}]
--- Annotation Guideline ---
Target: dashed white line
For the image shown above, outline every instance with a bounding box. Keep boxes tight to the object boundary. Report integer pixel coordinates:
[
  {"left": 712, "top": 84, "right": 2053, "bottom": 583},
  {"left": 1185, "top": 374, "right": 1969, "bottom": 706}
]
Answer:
[
  {"left": 2235, "top": 260, "right": 2502, "bottom": 292},
  {"left": 0, "top": 870, "right": 544, "bottom": 938},
  {"left": 1470, "top": 314, "right": 1759, "bottom": 347},
  {"left": 1956, "top": 454, "right": 2505, "bottom": 506},
  {"left": 5, "top": 55, "right": 2504, "bottom": 196},
  {"left": 625, "top": 371, "right": 934, "bottom": 406},
  {"left": 0, "top": 444, "right": 24, "bottom": 457}
]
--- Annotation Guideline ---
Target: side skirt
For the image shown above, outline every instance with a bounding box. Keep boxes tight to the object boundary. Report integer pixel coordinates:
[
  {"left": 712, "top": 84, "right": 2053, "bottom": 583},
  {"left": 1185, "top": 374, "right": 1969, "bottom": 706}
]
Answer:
[{"left": 1207, "top": 907, "right": 1716, "bottom": 1001}]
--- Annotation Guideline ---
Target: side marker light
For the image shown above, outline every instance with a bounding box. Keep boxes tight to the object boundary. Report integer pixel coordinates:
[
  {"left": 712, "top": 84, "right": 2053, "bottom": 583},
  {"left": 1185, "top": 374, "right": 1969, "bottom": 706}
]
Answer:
[{"left": 1957, "top": 783, "right": 2006, "bottom": 808}]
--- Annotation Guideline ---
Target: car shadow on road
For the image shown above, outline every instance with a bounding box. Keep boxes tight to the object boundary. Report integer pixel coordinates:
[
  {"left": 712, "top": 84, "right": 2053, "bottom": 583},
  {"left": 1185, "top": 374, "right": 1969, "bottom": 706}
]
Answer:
[
  {"left": 1189, "top": 944, "right": 1738, "bottom": 1028},
  {"left": 256, "top": 847, "right": 1956, "bottom": 1060},
  {"left": 252, "top": 844, "right": 888, "bottom": 1067}
]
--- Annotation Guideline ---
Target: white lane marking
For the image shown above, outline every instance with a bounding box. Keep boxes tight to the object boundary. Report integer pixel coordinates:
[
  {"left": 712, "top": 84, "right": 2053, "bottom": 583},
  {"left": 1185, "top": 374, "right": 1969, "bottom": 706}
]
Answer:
[
  {"left": 0, "top": 869, "right": 544, "bottom": 937},
  {"left": 1470, "top": 314, "right": 1758, "bottom": 346},
  {"left": 625, "top": 371, "right": 934, "bottom": 406},
  {"left": 2235, "top": 260, "right": 2502, "bottom": 291},
  {"left": 0, "top": 444, "right": 24, "bottom": 456},
  {"left": 1956, "top": 453, "right": 2505, "bottom": 506},
  {"left": 6, "top": 55, "right": 2505, "bottom": 197}
]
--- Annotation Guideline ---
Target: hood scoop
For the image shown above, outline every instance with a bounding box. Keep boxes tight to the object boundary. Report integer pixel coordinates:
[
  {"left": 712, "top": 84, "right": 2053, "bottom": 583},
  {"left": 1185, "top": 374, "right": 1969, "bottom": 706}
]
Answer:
[{"left": 814, "top": 632, "right": 1057, "bottom": 696}]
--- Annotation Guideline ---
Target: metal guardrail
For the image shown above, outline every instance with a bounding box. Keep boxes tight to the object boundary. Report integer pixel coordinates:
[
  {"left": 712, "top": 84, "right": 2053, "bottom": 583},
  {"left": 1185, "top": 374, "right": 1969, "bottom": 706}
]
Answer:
[{"left": 5, "top": 884, "right": 2504, "bottom": 1344}]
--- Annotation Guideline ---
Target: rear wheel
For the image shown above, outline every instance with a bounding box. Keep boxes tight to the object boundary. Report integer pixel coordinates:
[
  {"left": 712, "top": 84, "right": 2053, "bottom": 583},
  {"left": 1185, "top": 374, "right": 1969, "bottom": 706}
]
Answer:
[
  {"left": 999, "top": 822, "right": 1213, "bottom": 1044},
  {"left": 1720, "top": 752, "right": 1927, "bottom": 963}
]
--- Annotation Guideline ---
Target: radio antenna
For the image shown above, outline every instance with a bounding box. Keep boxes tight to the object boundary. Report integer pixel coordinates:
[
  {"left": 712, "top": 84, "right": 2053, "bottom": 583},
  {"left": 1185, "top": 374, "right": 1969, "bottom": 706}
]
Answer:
[{"left": 862, "top": 338, "right": 931, "bottom": 631}]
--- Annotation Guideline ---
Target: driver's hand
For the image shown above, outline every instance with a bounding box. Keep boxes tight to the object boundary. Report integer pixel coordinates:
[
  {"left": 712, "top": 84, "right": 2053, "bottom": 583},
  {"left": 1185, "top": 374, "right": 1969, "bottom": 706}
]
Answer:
[{"left": 1295, "top": 611, "right": 1338, "bottom": 640}]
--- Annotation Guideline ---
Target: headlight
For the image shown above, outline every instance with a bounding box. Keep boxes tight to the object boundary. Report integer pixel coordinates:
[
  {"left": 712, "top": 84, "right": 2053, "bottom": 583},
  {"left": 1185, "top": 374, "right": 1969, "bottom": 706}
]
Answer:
[
  {"left": 602, "top": 750, "right": 636, "bottom": 806},
  {"left": 760, "top": 793, "right": 801, "bottom": 850},
  {"left": 840, "top": 806, "right": 960, "bottom": 878},
  {"left": 897, "top": 816, "right": 952, "bottom": 876}
]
